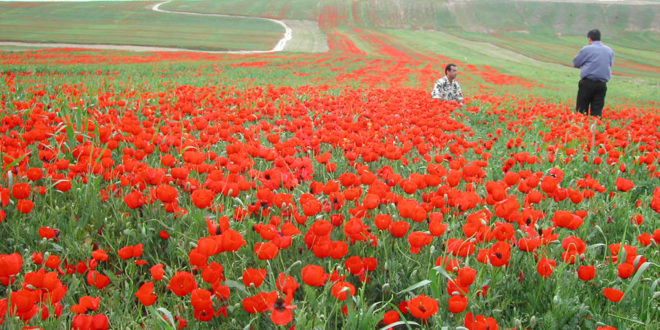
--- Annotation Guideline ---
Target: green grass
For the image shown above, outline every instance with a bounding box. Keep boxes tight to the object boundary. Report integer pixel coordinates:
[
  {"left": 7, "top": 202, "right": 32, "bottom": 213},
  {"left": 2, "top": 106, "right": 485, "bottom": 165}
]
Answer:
[
  {"left": 0, "top": 62, "right": 658, "bottom": 328},
  {"left": 445, "top": 31, "right": 659, "bottom": 79},
  {"left": 165, "top": 0, "right": 660, "bottom": 38},
  {"left": 0, "top": 3, "right": 659, "bottom": 324},
  {"left": 0, "top": 1, "right": 284, "bottom": 51},
  {"left": 161, "top": 0, "right": 660, "bottom": 102},
  {"left": 385, "top": 29, "right": 660, "bottom": 103},
  {"left": 163, "top": 0, "right": 328, "bottom": 20}
]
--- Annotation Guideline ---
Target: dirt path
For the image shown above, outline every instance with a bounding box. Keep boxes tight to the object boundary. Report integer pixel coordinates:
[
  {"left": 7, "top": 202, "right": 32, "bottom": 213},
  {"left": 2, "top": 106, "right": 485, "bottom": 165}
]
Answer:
[
  {"left": 151, "top": 2, "right": 291, "bottom": 53},
  {"left": 0, "top": 1, "right": 309, "bottom": 54}
]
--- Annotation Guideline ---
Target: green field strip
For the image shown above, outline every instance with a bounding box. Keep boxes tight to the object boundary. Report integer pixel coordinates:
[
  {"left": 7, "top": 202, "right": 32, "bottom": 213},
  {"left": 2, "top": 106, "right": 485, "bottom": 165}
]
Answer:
[
  {"left": 385, "top": 28, "right": 660, "bottom": 103},
  {"left": 0, "top": 1, "right": 284, "bottom": 51}
]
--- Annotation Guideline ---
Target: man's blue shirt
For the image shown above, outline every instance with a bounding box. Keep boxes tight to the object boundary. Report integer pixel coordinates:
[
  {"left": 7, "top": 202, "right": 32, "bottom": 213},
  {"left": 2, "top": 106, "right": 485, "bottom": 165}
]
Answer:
[{"left": 573, "top": 41, "right": 614, "bottom": 82}]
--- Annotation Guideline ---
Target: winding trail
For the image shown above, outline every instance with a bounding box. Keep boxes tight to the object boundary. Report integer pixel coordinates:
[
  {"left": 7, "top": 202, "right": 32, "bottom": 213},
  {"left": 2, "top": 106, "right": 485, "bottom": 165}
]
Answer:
[
  {"left": 0, "top": 1, "right": 293, "bottom": 54},
  {"left": 151, "top": 2, "right": 291, "bottom": 53}
]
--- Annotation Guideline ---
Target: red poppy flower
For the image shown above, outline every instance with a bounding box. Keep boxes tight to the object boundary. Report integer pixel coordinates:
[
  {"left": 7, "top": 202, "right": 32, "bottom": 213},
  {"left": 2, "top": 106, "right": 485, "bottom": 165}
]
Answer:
[
  {"left": 315, "top": 151, "right": 331, "bottom": 163},
  {"left": 45, "top": 254, "right": 61, "bottom": 269},
  {"left": 362, "top": 193, "right": 380, "bottom": 209},
  {"left": 551, "top": 210, "right": 583, "bottom": 230},
  {"left": 301, "top": 265, "right": 328, "bottom": 287},
  {"left": 171, "top": 167, "right": 189, "bottom": 180},
  {"left": 630, "top": 214, "right": 644, "bottom": 226},
  {"left": 448, "top": 294, "right": 468, "bottom": 314},
  {"left": 408, "top": 231, "right": 432, "bottom": 254},
  {"left": 9, "top": 288, "right": 39, "bottom": 320},
  {"left": 86, "top": 270, "right": 110, "bottom": 289},
  {"left": 0, "top": 253, "right": 23, "bottom": 286},
  {"left": 190, "top": 288, "right": 213, "bottom": 310},
  {"left": 156, "top": 184, "right": 178, "bottom": 203},
  {"left": 447, "top": 278, "right": 470, "bottom": 296},
  {"left": 561, "top": 236, "right": 586, "bottom": 263},
  {"left": 345, "top": 256, "right": 364, "bottom": 276},
  {"left": 38, "top": 227, "right": 59, "bottom": 241},
  {"left": 363, "top": 257, "right": 378, "bottom": 271},
  {"left": 301, "top": 195, "right": 322, "bottom": 216},
  {"left": 243, "top": 291, "right": 277, "bottom": 314},
  {"left": 254, "top": 242, "right": 279, "bottom": 260},
  {"left": 374, "top": 214, "right": 393, "bottom": 230},
  {"left": 276, "top": 273, "right": 299, "bottom": 295},
  {"left": 407, "top": 294, "right": 439, "bottom": 319},
  {"left": 429, "top": 217, "right": 448, "bottom": 237},
  {"left": 0, "top": 187, "right": 9, "bottom": 208},
  {"left": 330, "top": 240, "right": 349, "bottom": 259},
  {"left": 383, "top": 310, "right": 400, "bottom": 325},
  {"left": 486, "top": 181, "right": 507, "bottom": 202},
  {"left": 389, "top": 221, "right": 410, "bottom": 238},
  {"left": 31, "top": 252, "right": 43, "bottom": 265},
  {"left": 168, "top": 271, "right": 197, "bottom": 297},
  {"left": 339, "top": 173, "right": 358, "bottom": 187},
  {"left": 123, "top": 191, "right": 144, "bottom": 209},
  {"left": 243, "top": 268, "right": 267, "bottom": 288},
  {"left": 311, "top": 220, "right": 333, "bottom": 236},
  {"left": 117, "top": 244, "right": 143, "bottom": 260},
  {"left": 400, "top": 179, "right": 418, "bottom": 194},
  {"left": 615, "top": 177, "right": 634, "bottom": 192},
  {"left": 617, "top": 263, "right": 634, "bottom": 279},
  {"left": 537, "top": 175, "right": 557, "bottom": 195},
  {"left": 201, "top": 262, "right": 224, "bottom": 284},
  {"left": 458, "top": 266, "right": 477, "bottom": 287},
  {"left": 72, "top": 314, "right": 109, "bottom": 330},
  {"left": 269, "top": 294, "right": 296, "bottom": 326},
  {"left": 577, "top": 265, "right": 595, "bottom": 281},
  {"left": 464, "top": 312, "right": 499, "bottom": 329},
  {"left": 12, "top": 182, "right": 31, "bottom": 200},
  {"left": 135, "top": 282, "right": 157, "bottom": 306},
  {"left": 603, "top": 288, "right": 624, "bottom": 302},
  {"left": 637, "top": 233, "right": 652, "bottom": 246},
  {"left": 159, "top": 230, "right": 170, "bottom": 240},
  {"left": 17, "top": 199, "right": 34, "bottom": 214},
  {"left": 55, "top": 180, "right": 72, "bottom": 192},
  {"left": 503, "top": 172, "right": 520, "bottom": 186},
  {"left": 447, "top": 238, "right": 476, "bottom": 257},
  {"left": 331, "top": 281, "right": 356, "bottom": 301},
  {"left": 196, "top": 237, "right": 219, "bottom": 257},
  {"left": 91, "top": 250, "right": 108, "bottom": 262},
  {"left": 488, "top": 241, "right": 511, "bottom": 267},
  {"left": 536, "top": 257, "right": 557, "bottom": 278},
  {"left": 191, "top": 189, "right": 215, "bottom": 209},
  {"left": 71, "top": 296, "right": 101, "bottom": 314},
  {"left": 150, "top": 264, "right": 164, "bottom": 281},
  {"left": 26, "top": 168, "right": 43, "bottom": 181},
  {"left": 489, "top": 222, "right": 515, "bottom": 242}
]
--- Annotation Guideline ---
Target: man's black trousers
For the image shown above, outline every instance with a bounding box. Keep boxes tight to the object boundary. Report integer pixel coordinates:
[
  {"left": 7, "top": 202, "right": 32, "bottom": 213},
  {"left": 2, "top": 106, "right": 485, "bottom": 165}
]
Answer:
[{"left": 576, "top": 78, "right": 607, "bottom": 117}]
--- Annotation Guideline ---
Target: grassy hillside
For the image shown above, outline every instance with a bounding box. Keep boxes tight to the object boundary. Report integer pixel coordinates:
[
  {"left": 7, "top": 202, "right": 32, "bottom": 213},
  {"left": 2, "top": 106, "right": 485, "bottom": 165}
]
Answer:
[
  {"left": 1, "top": 0, "right": 657, "bottom": 102},
  {"left": 0, "top": 40, "right": 659, "bottom": 330},
  {"left": 0, "top": 1, "right": 284, "bottom": 51},
  {"left": 161, "top": 0, "right": 659, "bottom": 102},
  {"left": 165, "top": 0, "right": 660, "bottom": 36},
  {"left": 0, "top": 2, "right": 659, "bottom": 330}
]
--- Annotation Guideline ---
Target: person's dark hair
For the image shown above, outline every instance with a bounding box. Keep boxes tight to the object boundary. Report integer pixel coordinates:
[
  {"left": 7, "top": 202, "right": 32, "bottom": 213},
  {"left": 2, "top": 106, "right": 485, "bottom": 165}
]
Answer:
[
  {"left": 587, "top": 29, "right": 601, "bottom": 41},
  {"left": 445, "top": 63, "right": 457, "bottom": 74}
]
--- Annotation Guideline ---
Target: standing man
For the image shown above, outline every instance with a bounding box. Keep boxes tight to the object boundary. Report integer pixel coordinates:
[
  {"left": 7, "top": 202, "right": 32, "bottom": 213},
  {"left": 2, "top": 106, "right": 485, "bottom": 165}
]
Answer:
[
  {"left": 432, "top": 63, "right": 463, "bottom": 105},
  {"left": 573, "top": 29, "right": 614, "bottom": 117}
]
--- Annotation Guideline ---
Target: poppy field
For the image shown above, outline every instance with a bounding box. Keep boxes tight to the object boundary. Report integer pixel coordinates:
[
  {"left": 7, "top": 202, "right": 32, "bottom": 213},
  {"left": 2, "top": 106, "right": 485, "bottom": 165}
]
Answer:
[{"left": 1, "top": 4, "right": 660, "bottom": 330}]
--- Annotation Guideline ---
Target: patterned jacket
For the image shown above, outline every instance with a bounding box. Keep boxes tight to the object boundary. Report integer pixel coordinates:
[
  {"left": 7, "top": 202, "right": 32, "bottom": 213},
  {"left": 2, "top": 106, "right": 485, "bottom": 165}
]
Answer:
[{"left": 431, "top": 76, "right": 463, "bottom": 103}]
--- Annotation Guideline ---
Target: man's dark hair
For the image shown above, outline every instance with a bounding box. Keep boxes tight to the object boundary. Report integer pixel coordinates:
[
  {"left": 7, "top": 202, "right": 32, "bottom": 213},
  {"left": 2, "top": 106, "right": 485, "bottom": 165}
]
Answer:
[
  {"left": 445, "top": 63, "right": 457, "bottom": 74},
  {"left": 587, "top": 29, "right": 601, "bottom": 41}
]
